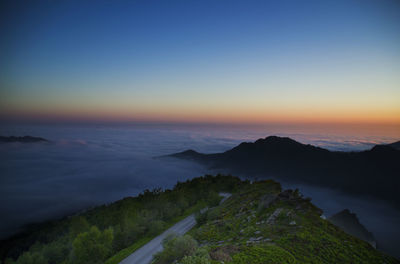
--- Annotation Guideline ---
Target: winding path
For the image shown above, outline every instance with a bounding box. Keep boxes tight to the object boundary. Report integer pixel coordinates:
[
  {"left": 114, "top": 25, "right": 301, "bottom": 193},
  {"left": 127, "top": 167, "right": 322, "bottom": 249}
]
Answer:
[{"left": 119, "top": 193, "right": 231, "bottom": 264}]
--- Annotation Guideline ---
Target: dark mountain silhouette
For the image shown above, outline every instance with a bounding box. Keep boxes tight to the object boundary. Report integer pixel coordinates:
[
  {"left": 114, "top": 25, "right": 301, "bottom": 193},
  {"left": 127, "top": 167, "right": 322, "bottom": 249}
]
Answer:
[
  {"left": 0, "top": 136, "right": 48, "bottom": 143},
  {"left": 387, "top": 141, "right": 400, "bottom": 150},
  {"left": 329, "top": 209, "right": 376, "bottom": 248},
  {"left": 167, "top": 136, "right": 400, "bottom": 207}
]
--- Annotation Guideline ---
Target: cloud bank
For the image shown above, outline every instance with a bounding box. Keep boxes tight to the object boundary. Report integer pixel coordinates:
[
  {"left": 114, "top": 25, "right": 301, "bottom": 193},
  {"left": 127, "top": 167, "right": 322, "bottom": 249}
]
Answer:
[{"left": 0, "top": 124, "right": 398, "bottom": 257}]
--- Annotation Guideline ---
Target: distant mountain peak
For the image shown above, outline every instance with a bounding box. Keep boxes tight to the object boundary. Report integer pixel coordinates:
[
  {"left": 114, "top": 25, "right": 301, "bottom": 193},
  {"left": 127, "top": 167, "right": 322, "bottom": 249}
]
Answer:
[
  {"left": 165, "top": 136, "right": 400, "bottom": 208},
  {"left": 0, "top": 136, "right": 48, "bottom": 143},
  {"left": 180, "top": 149, "right": 199, "bottom": 155},
  {"left": 229, "top": 135, "right": 316, "bottom": 154},
  {"left": 386, "top": 141, "right": 400, "bottom": 151},
  {"left": 370, "top": 144, "right": 398, "bottom": 153},
  {"left": 255, "top": 135, "right": 295, "bottom": 144},
  {"left": 167, "top": 149, "right": 204, "bottom": 160}
]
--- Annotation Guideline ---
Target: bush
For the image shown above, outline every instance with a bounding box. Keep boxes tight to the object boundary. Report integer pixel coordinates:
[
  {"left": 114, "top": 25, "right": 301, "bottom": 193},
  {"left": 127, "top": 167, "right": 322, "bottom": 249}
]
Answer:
[
  {"left": 70, "top": 226, "right": 113, "bottom": 264},
  {"left": 69, "top": 216, "right": 90, "bottom": 239},
  {"left": 148, "top": 220, "right": 166, "bottom": 236},
  {"left": 195, "top": 211, "right": 208, "bottom": 226},
  {"left": 207, "top": 208, "right": 221, "bottom": 221},
  {"left": 42, "top": 240, "right": 69, "bottom": 264},
  {"left": 162, "top": 203, "right": 181, "bottom": 221},
  {"left": 231, "top": 245, "right": 297, "bottom": 264},
  {"left": 16, "top": 252, "right": 47, "bottom": 264},
  {"left": 206, "top": 192, "right": 222, "bottom": 207},
  {"left": 153, "top": 235, "right": 198, "bottom": 264},
  {"left": 180, "top": 255, "right": 210, "bottom": 264}
]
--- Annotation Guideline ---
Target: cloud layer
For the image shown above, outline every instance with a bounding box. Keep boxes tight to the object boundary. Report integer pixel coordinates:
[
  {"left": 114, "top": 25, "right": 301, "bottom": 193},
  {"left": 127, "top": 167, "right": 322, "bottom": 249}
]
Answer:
[{"left": 0, "top": 124, "right": 399, "bottom": 256}]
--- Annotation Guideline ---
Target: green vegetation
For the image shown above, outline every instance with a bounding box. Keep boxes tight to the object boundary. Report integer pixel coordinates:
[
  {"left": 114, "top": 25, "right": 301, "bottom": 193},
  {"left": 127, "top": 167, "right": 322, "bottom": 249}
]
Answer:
[
  {"left": 2, "top": 175, "right": 399, "bottom": 264},
  {"left": 0, "top": 175, "right": 243, "bottom": 264},
  {"left": 157, "top": 179, "right": 399, "bottom": 264},
  {"left": 153, "top": 234, "right": 211, "bottom": 264},
  {"left": 71, "top": 226, "right": 113, "bottom": 264},
  {"left": 104, "top": 201, "right": 207, "bottom": 264}
]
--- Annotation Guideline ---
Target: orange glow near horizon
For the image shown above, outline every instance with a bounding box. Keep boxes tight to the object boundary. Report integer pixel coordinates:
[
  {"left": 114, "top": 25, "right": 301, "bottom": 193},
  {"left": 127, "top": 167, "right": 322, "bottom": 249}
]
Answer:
[{"left": 2, "top": 103, "right": 399, "bottom": 127}]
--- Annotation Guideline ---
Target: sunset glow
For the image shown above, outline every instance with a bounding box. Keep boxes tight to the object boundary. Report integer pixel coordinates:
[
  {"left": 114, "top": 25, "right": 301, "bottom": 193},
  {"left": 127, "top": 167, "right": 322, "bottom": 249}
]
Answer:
[{"left": 1, "top": 0, "right": 399, "bottom": 128}]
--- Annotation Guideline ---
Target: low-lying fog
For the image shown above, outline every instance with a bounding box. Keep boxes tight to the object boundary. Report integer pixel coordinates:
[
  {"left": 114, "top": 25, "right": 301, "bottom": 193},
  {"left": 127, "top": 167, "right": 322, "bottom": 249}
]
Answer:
[{"left": 1, "top": 124, "right": 399, "bottom": 257}]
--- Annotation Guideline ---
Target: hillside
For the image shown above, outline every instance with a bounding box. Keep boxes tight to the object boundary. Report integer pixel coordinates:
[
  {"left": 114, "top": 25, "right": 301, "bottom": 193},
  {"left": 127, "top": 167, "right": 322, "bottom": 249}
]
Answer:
[
  {"left": 1, "top": 175, "right": 398, "bottom": 264},
  {"left": 0, "top": 175, "right": 242, "bottom": 264},
  {"left": 152, "top": 178, "right": 398, "bottom": 263},
  {"left": 167, "top": 136, "right": 400, "bottom": 207}
]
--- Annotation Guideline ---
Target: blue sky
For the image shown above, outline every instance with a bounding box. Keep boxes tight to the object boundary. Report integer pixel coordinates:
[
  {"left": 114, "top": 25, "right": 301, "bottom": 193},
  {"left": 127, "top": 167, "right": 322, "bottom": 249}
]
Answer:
[{"left": 1, "top": 0, "right": 399, "bottom": 124}]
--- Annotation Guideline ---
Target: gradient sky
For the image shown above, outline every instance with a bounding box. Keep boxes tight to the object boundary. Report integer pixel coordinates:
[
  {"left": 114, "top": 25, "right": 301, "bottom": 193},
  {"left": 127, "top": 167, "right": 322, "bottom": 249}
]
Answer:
[{"left": 1, "top": 0, "right": 399, "bottom": 125}]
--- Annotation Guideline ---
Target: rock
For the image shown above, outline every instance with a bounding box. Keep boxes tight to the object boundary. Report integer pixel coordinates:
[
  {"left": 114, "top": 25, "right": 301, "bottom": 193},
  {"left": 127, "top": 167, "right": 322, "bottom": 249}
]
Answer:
[
  {"left": 254, "top": 230, "right": 261, "bottom": 235},
  {"left": 247, "top": 236, "right": 264, "bottom": 243},
  {"left": 266, "top": 208, "right": 283, "bottom": 225},
  {"left": 200, "top": 207, "right": 209, "bottom": 214},
  {"left": 289, "top": 221, "right": 296, "bottom": 226},
  {"left": 259, "top": 194, "right": 278, "bottom": 209}
]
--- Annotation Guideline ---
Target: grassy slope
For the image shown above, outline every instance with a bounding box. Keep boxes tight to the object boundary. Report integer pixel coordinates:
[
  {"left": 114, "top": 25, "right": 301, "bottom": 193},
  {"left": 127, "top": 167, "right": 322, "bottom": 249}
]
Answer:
[
  {"left": 2, "top": 175, "right": 243, "bottom": 264},
  {"left": 189, "top": 180, "right": 399, "bottom": 264},
  {"left": 105, "top": 201, "right": 207, "bottom": 264}
]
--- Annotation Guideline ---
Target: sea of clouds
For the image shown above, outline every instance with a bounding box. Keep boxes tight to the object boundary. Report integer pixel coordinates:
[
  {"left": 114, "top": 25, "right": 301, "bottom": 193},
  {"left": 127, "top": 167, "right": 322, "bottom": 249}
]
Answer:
[{"left": 0, "top": 124, "right": 399, "bottom": 257}]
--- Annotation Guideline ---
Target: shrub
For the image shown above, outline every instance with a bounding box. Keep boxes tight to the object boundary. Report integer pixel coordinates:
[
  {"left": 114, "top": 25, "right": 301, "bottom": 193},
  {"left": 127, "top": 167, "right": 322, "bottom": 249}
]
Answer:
[
  {"left": 206, "top": 192, "right": 222, "bottom": 207},
  {"left": 231, "top": 245, "right": 297, "bottom": 264},
  {"left": 162, "top": 203, "right": 181, "bottom": 221},
  {"left": 180, "top": 255, "right": 210, "bottom": 264},
  {"left": 148, "top": 220, "right": 166, "bottom": 236},
  {"left": 69, "top": 216, "right": 90, "bottom": 239},
  {"left": 195, "top": 211, "right": 208, "bottom": 226},
  {"left": 153, "top": 235, "right": 198, "bottom": 264},
  {"left": 207, "top": 208, "right": 221, "bottom": 221},
  {"left": 16, "top": 252, "right": 47, "bottom": 264},
  {"left": 70, "top": 226, "right": 113, "bottom": 264}
]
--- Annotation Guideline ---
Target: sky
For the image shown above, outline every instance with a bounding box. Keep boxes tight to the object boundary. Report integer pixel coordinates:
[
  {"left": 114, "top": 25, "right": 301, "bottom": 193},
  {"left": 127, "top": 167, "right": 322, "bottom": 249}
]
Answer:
[{"left": 1, "top": 0, "right": 400, "bottom": 125}]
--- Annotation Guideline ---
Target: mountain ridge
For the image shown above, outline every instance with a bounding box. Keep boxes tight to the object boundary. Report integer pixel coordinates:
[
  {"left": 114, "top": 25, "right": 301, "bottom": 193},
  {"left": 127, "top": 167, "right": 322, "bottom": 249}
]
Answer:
[{"left": 166, "top": 136, "right": 400, "bottom": 207}]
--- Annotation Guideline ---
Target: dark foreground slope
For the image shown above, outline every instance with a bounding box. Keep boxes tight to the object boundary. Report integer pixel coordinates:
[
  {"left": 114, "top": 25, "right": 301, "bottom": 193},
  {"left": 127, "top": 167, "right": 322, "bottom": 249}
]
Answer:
[
  {"left": 168, "top": 136, "right": 400, "bottom": 207},
  {"left": 1, "top": 175, "right": 242, "bottom": 264},
  {"left": 154, "top": 179, "right": 398, "bottom": 263},
  {"left": 1, "top": 175, "right": 398, "bottom": 264}
]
